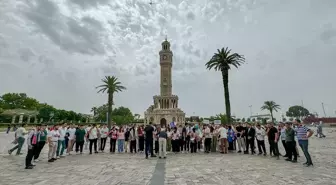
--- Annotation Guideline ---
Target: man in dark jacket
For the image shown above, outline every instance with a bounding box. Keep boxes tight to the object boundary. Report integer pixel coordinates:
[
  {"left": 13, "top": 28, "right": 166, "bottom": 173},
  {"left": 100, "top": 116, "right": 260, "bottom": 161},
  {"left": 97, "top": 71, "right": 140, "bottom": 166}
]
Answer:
[
  {"left": 245, "top": 123, "right": 256, "bottom": 154},
  {"left": 144, "top": 122, "right": 156, "bottom": 159}
]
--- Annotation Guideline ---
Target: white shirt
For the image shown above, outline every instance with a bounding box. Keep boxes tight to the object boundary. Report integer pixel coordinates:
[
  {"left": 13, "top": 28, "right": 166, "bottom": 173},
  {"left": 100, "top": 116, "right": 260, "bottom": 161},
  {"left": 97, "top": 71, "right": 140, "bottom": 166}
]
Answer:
[
  {"left": 219, "top": 127, "right": 227, "bottom": 139},
  {"left": 58, "top": 127, "right": 66, "bottom": 141},
  {"left": 204, "top": 127, "right": 212, "bottom": 138},
  {"left": 67, "top": 128, "right": 76, "bottom": 140},
  {"left": 48, "top": 130, "right": 60, "bottom": 142},
  {"left": 100, "top": 127, "right": 109, "bottom": 138},
  {"left": 15, "top": 127, "right": 27, "bottom": 138},
  {"left": 89, "top": 127, "right": 98, "bottom": 139},
  {"left": 255, "top": 127, "right": 265, "bottom": 141}
]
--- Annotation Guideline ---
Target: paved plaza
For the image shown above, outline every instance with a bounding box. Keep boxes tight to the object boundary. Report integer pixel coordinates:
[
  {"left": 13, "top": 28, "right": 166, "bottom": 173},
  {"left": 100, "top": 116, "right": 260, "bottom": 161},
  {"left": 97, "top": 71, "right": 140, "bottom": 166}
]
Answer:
[{"left": 0, "top": 128, "right": 336, "bottom": 185}]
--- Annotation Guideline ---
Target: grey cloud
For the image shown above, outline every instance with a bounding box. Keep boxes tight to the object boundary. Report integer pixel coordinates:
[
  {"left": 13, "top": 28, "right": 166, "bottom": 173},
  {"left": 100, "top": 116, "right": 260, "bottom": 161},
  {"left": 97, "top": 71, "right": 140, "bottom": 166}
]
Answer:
[
  {"left": 69, "top": 0, "right": 111, "bottom": 9},
  {"left": 18, "top": 48, "right": 35, "bottom": 62},
  {"left": 24, "top": 0, "right": 106, "bottom": 55},
  {"left": 320, "top": 29, "right": 336, "bottom": 43},
  {"left": 186, "top": 11, "right": 195, "bottom": 20}
]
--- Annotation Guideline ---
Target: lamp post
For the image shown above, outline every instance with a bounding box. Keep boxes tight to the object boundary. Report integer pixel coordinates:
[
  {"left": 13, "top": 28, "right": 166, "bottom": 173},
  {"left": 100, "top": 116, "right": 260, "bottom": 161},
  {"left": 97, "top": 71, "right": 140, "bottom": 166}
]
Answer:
[{"left": 248, "top": 105, "right": 252, "bottom": 117}]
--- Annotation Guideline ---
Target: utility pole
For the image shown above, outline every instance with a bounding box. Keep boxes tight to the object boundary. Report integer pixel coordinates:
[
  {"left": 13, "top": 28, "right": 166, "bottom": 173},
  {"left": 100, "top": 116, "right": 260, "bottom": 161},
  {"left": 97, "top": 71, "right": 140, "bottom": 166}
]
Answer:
[
  {"left": 301, "top": 100, "right": 304, "bottom": 107},
  {"left": 321, "top": 103, "right": 327, "bottom": 117}
]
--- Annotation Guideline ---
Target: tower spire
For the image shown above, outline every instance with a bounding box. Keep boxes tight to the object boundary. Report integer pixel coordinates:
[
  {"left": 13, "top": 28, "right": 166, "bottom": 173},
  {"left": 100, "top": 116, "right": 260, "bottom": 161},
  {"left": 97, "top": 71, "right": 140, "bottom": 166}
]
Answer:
[{"left": 165, "top": 35, "right": 167, "bottom": 41}]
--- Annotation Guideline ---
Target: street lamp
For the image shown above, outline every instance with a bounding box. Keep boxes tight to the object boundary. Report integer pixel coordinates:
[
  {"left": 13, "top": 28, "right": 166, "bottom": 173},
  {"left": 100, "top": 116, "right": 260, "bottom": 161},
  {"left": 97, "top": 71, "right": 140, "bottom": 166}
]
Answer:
[{"left": 248, "top": 105, "right": 252, "bottom": 117}]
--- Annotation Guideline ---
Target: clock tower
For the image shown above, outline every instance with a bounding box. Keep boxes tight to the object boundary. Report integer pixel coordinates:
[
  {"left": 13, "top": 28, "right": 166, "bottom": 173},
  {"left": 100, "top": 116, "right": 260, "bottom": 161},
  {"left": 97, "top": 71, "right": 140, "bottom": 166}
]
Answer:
[
  {"left": 159, "top": 38, "right": 173, "bottom": 96},
  {"left": 144, "top": 38, "right": 185, "bottom": 127}
]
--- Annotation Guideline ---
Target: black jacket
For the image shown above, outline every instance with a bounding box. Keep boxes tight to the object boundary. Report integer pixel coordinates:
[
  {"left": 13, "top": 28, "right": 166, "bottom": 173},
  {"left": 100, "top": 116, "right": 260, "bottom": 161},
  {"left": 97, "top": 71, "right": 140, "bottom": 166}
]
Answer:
[{"left": 247, "top": 127, "right": 256, "bottom": 139}]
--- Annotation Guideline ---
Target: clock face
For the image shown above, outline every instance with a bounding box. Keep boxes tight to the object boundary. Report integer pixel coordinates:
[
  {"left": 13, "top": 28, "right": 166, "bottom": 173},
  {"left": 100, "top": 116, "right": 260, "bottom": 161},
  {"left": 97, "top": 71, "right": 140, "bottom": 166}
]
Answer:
[{"left": 163, "top": 55, "right": 167, "bottom": 60}]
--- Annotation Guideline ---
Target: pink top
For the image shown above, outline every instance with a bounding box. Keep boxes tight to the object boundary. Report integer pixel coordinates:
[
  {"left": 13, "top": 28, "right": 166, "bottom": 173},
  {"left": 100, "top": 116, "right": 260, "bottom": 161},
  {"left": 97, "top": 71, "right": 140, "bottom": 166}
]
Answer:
[{"left": 118, "top": 132, "right": 125, "bottom": 140}]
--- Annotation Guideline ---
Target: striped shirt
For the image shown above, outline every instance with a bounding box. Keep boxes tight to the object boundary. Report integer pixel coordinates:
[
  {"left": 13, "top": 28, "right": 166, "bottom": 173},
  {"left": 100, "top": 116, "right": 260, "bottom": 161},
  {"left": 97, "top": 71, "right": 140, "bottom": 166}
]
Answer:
[{"left": 295, "top": 125, "right": 310, "bottom": 141}]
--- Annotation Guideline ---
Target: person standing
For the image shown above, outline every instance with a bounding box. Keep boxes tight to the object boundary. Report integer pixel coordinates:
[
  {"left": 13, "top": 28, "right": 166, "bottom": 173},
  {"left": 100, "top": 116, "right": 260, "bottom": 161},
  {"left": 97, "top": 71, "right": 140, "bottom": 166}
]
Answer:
[
  {"left": 8, "top": 124, "right": 27, "bottom": 155},
  {"left": 25, "top": 127, "right": 38, "bottom": 169},
  {"left": 47, "top": 125, "right": 60, "bottom": 162},
  {"left": 109, "top": 127, "right": 117, "bottom": 153},
  {"left": 117, "top": 127, "right": 125, "bottom": 153},
  {"left": 280, "top": 123, "right": 288, "bottom": 157},
  {"left": 66, "top": 124, "right": 76, "bottom": 155},
  {"left": 34, "top": 124, "right": 48, "bottom": 162},
  {"left": 227, "top": 126, "right": 236, "bottom": 152},
  {"left": 255, "top": 124, "right": 266, "bottom": 156},
  {"left": 56, "top": 123, "right": 66, "bottom": 158},
  {"left": 158, "top": 127, "right": 167, "bottom": 159},
  {"left": 124, "top": 128, "right": 130, "bottom": 153},
  {"left": 267, "top": 123, "right": 279, "bottom": 159},
  {"left": 144, "top": 122, "right": 156, "bottom": 158},
  {"left": 100, "top": 124, "right": 109, "bottom": 152},
  {"left": 138, "top": 126, "right": 145, "bottom": 153},
  {"left": 190, "top": 128, "right": 197, "bottom": 153},
  {"left": 129, "top": 126, "right": 137, "bottom": 153},
  {"left": 245, "top": 123, "right": 256, "bottom": 154},
  {"left": 75, "top": 125, "right": 86, "bottom": 154},
  {"left": 84, "top": 124, "right": 91, "bottom": 150},
  {"left": 294, "top": 119, "right": 314, "bottom": 167},
  {"left": 218, "top": 125, "right": 228, "bottom": 154},
  {"left": 88, "top": 124, "right": 99, "bottom": 154},
  {"left": 203, "top": 125, "right": 212, "bottom": 153},
  {"left": 285, "top": 122, "right": 297, "bottom": 163}
]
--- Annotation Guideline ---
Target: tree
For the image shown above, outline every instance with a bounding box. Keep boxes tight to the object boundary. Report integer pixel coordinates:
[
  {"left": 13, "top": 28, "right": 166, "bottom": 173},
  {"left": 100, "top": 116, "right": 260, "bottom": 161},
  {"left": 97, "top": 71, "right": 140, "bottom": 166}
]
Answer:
[
  {"left": 282, "top": 117, "right": 287, "bottom": 122},
  {"left": 247, "top": 118, "right": 251, "bottom": 122},
  {"left": 96, "top": 76, "right": 126, "bottom": 129},
  {"left": 286, "top": 105, "right": 310, "bottom": 119},
  {"left": 215, "top": 113, "right": 229, "bottom": 124},
  {"left": 261, "top": 101, "right": 280, "bottom": 122},
  {"left": 112, "top": 107, "right": 134, "bottom": 125},
  {"left": 91, "top": 107, "right": 98, "bottom": 117},
  {"left": 252, "top": 118, "right": 256, "bottom": 122},
  {"left": 205, "top": 47, "right": 245, "bottom": 124},
  {"left": 241, "top": 118, "right": 246, "bottom": 122}
]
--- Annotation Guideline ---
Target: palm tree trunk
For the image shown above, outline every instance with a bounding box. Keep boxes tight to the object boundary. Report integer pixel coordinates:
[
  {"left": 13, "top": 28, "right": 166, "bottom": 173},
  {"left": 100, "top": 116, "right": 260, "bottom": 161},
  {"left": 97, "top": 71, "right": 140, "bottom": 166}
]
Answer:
[
  {"left": 270, "top": 110, "right": 274, "bottom": 122},
  {"left": 107, "top": 93, "right": 113, "bottom": 129},
  {"left": 221, "top": 69, "right": 231, "bottom": 124}
]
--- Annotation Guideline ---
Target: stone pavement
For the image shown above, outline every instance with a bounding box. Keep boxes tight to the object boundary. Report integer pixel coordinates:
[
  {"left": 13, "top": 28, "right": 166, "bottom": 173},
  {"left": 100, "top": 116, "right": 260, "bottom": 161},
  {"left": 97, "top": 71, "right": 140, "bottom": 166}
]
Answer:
[{"left": 0, "top": 128, "right": 336, "bottom": 185}]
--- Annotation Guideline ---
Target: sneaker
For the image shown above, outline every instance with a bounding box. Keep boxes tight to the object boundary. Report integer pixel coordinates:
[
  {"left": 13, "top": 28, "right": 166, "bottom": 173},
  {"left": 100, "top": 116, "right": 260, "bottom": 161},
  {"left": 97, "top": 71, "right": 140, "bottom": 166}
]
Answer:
[
  {"left": 151, "top": 155, "right": 157, "bottom": 157},
  {"left": 8, "top": 150, "right": 12, "bottom": 155},
  {"left": 285, "top": 158, "right": 292, "bottom": 161},
  {"left": 56, "top": 156, "right": 60, "bottom": 159},
  {"left": 237, "top": 150, "right": 242, "bottom": 153},
  {"left": 48, "top": 159, "right": 54, "bottom": 162},
  {"left": 292, "top": 160, "right": 297, "bottom": 163},
  {"left": 30, "top": 163, "right": 36, "bottom": 166},
  {"left": 145, "top": 156, "right": 148, "bottom": 159},
  {"left": 159, "top": 157, "right": 162, "bottom": 159},
  {"left": 25, "top": 166, "right": 34, "bottom": 169},
  {"left": 34, "top": 159, "right": 39, "bottom": 162},
  {"left": 52, "top": 158, "right": 57, "bottom": 161},
  {"left": 163, "top": 157, "right": 166, "bottom": 159}
]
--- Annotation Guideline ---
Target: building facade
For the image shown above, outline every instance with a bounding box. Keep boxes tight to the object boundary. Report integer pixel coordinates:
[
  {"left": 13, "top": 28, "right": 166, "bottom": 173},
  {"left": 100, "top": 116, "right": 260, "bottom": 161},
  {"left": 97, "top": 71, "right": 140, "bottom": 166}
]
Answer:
[{"left": 144, "top": 39, "right": 185, "bottom": 127}]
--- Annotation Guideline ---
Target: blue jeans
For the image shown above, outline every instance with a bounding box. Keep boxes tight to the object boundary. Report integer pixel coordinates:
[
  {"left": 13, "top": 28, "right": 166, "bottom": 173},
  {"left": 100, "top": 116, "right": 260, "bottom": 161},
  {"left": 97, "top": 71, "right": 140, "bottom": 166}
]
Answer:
[
  {"left": 298, "top": 140, "right": 312, "bottom": 164},
  {"left": 118, "top": 139, "right": 124, "bottom": 152},
  {"left": 56, "top": 140, "right": 65, "bottom": 156}
]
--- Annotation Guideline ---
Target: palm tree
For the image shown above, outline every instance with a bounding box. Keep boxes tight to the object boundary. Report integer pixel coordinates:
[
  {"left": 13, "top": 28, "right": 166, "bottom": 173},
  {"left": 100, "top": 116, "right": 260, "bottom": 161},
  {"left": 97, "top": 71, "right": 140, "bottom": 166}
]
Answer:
[
  {"left": 205, "top": 47, "right": 245, "bottom": 124},
  {"left": 96, "top": 76, "right": 126, "bottom": 129},
  {"left": 91, "top": 107, "right": 97, "bottom": 117},
  {"left": 260, "top": 101, "right": 280, "bottom": 122}
]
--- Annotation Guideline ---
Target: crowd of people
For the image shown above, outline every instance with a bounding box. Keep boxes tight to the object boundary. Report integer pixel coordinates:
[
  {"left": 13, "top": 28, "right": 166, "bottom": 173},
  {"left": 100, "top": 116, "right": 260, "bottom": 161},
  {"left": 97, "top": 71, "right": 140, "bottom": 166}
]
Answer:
[{"left": 7, "top": 119, "right": 315, "bottom": 170}]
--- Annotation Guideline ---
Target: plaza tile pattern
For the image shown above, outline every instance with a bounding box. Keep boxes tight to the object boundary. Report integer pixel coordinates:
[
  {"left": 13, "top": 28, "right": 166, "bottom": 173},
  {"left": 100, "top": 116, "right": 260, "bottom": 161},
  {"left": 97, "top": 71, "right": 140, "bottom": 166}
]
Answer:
[{"left": 0, "top": 128, "right": 336, "bottom": 185}]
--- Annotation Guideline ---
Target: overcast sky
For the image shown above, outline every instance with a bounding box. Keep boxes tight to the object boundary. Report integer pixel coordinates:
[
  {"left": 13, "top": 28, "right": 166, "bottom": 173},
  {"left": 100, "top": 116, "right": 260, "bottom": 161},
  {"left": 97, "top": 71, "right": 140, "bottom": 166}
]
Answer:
[{"left": 0, "top": 0, "right": 335, "bottom": 119}]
